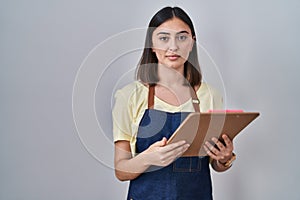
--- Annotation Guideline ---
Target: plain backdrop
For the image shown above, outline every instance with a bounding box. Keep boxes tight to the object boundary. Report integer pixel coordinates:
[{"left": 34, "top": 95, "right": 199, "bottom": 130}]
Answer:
[{"left": 1, "top": 0, "right": 299, "bottom": 199}]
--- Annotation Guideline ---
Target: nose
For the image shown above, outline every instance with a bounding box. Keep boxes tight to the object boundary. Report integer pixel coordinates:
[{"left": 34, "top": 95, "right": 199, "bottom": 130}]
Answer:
[{"left": 168, "top": 37, "right": 178, "bottom": 52}]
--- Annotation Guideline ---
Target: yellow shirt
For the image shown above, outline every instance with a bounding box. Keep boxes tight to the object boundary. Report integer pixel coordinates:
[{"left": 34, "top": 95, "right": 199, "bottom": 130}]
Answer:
[{"left": 112, "top": 81, "right": 223, "bottom": 155}]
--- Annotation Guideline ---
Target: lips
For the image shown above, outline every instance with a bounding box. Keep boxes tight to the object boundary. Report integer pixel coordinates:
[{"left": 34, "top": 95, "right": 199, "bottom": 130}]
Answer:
[{"left": 166, "top": 54, "right": 180, "bottom": 61}]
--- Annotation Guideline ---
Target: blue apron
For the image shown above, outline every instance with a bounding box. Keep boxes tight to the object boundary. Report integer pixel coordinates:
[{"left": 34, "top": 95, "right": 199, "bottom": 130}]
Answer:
[{"left": 127, "top": 85, "right": 212, "bottom": 200}]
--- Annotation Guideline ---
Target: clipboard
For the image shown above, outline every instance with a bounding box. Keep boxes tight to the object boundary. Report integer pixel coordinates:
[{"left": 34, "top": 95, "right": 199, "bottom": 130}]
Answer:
[{"left": 167, "top": 112, "right": 260, "bottom": 157}]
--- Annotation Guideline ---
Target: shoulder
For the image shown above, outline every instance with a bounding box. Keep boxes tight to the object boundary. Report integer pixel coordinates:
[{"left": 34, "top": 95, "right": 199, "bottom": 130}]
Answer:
[
  {"left": 197, "top": 82, "right": 222, "bottom": 98},
  {"left": 114, "top": 81, "right": 148, "bottom": 107},
  {"left": 196, "top": 82, "right": 223, "bottom": 110},
  {"left": 114, "top": 81, "right": 147, "bottom": 99}
]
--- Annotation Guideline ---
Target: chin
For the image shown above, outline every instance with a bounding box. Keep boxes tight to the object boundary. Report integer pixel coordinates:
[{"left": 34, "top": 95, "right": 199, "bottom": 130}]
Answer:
[
  {"left": 166, "top": 61, "right": 185, "bottom": 69},
  {"left": 159, "top": 59, "right": 185, "bottom": 71},
  {"left": 166, "top": 65, "right": 185, "bottom": 73},
  {"left": 169, "top": 64, "right": 182, "bottom": 69}
]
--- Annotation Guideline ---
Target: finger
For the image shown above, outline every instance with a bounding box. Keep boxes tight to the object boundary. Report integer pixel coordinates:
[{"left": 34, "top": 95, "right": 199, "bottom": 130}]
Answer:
[
  {"left": 204, "top": 144, "right": 227, "bottom": 161},
  {"left": 205, "top": 141, "right": 220, "bottom": 156},
  {"left": 163, "top": 143, "right": 190, "bottom": 161},
  {"left": 212, "top": 137, "right": 225, "bottom": 150},
  {"left": 152, "top": 139, "right": 164, "bottom": 147},
  {"left": 178, "top": 143, "right": 190, "bottom": 155},
  {"left": 160, "top": 137, "right": 168, "bottom": 146},
  {"left": 163, "top": 140, "right": 187, "bottom": 152},
  {"left": 203, "top": 145, "right": 217, "bottom": 160},
  {"left": 169, "top": 143, "right": 190, "bottom": 156},
  {"left": 222, "top": 134, "right": 233, "bottom": 149},
  {"left": 151, "top": 137, "right": 170, "bottom": 148}
]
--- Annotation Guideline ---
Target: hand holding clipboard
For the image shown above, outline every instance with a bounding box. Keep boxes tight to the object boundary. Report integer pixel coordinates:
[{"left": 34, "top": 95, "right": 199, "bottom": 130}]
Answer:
[{"left": 167, "top": 110, "right": 260, "bottom": 157}]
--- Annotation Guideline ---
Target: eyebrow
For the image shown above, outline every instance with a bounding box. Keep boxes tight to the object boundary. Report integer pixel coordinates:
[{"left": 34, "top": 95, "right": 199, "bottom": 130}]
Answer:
[{"left": 157, "top": 30, "right": 190, "bottom": 35}]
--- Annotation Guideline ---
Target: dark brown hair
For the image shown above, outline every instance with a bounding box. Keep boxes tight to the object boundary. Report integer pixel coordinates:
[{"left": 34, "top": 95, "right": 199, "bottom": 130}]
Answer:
[{"left": 136, "top": 6, "right": 202, "bottom": 87}]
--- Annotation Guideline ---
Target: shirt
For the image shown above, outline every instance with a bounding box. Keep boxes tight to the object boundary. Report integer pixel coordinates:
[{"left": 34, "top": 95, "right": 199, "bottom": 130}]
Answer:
[{"left": 112, "top": 81, "right": 223, "bottom": 155}]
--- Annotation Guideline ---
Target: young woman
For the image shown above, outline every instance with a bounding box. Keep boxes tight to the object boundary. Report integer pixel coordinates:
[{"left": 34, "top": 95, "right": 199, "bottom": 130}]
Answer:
[{"left": 112, "top": 6, "right": 235, "bottom": 200}]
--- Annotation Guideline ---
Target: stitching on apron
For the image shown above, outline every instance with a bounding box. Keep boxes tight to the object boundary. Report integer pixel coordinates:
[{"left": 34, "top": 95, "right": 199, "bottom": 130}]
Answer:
[{"left": 173, "top": 157, "right": 202, "bottom": 172}]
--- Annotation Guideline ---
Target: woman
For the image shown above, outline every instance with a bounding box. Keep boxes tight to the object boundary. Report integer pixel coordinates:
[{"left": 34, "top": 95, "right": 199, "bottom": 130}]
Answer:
[{"left": 112, "top": 6, "right": 235, "bottom": 200}]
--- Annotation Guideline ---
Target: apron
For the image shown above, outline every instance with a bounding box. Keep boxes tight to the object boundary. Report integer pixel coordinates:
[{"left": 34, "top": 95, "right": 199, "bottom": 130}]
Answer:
[{"left": 127, "top": 85, "right": 212, "bottom": 200}]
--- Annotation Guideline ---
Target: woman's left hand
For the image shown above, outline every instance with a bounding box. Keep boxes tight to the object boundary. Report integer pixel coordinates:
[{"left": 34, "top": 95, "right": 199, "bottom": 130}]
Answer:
[{"left": 204, "top": 134, "right": 234, "bottom": 164}]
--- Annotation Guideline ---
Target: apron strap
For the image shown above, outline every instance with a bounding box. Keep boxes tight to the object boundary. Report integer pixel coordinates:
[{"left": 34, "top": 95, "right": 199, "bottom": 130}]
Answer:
[
  {"left": 148, "top": 85, "right": 200, "bottom": 112},
  {"left": 148, "top": 85, "right": 155, "bottom": 109},
  {"left": 190, "top": 87, "right": 200, "bottom": 112}
]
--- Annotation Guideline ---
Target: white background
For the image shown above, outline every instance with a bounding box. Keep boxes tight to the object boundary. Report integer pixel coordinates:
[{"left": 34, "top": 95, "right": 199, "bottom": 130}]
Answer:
[{"left": 1, "top": 0, "right": 299, "bottom": 199}]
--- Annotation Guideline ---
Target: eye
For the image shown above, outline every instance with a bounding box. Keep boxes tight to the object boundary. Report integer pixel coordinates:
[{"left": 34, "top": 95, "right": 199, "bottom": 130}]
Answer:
[
  {"left": 159, "top": 36, "right": 169, "bottom": 41},
  {"left": 177, "top": 35, "right": 187, "bottom": 41}
]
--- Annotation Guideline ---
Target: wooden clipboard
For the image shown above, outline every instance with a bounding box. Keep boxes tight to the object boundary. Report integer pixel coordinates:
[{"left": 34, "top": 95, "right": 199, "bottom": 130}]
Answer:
[{"left": 167, "top": 112, "right": 260, "bottom": 157}]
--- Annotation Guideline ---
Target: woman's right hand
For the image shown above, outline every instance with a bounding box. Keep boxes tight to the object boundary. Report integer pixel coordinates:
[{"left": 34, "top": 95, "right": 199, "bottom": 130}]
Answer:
[{"left": 142, "top": 137, "right": 190, "bottom": 167}]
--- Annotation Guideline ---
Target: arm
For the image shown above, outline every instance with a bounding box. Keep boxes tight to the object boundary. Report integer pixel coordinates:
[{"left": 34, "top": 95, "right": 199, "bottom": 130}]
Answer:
[
  {"left": 204, "top": 134, "right": 235, "bottom": 172},
  {"left": 114, "top": 138, "right": 190, "bottom": 181},
  {"left": 114, "top": 140, "right": 148, "bottom": 181}
]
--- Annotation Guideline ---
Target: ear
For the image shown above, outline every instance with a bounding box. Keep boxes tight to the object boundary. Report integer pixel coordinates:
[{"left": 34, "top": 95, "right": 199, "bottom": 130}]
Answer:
[{"left": 152, "top": 48, "right": 156, "bottom": 53}]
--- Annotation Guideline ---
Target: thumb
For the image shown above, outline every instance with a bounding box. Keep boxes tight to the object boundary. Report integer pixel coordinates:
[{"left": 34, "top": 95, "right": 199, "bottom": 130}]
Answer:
[
  {"left": 153, "top": 137, "right": 167, "bottom": 147},
  {"left": 159, "top": 137, "right": 167, "bottom": 146}
]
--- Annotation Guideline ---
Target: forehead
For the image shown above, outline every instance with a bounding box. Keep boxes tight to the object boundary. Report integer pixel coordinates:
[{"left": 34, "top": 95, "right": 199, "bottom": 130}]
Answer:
[{"left": 154, "top": 17, "right": 191, "bottom": 34}]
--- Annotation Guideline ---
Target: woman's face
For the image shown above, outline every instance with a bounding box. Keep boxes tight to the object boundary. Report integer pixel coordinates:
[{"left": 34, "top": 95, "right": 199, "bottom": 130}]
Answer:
[{"left": 152, "top": 17, "right": 194, "bottom": 72}]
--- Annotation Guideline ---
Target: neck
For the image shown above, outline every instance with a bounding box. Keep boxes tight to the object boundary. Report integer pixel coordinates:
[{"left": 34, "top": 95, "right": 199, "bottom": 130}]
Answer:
[{"left": 157, "top": 64, "right": 185, "bottom": 87}]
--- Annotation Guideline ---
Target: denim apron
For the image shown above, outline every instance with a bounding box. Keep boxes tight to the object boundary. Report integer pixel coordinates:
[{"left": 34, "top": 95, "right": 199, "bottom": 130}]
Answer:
[{"left": 127, "top": 85, "right": 212, "bottom": 200}]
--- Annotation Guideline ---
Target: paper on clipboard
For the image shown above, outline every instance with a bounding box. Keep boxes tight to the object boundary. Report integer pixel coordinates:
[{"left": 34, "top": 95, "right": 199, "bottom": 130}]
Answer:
[{"left": 167, "top": 112, "right": 260, "bottom": 157}]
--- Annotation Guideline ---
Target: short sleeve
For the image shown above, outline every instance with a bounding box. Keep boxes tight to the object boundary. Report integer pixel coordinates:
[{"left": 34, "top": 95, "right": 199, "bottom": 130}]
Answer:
[
  {"left": 211, "top": 87, "right": 223, "bottom": 110},
  {"left": 112, "top": 89, "right": 133, "bottom": 142},
  {"left": 197, "top": 83, "right": 224, "bottom": 112}
]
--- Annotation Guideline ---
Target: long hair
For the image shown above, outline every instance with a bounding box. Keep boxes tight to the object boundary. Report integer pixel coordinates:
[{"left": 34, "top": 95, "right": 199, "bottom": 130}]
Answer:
[{"left": 136, "top": 6, "right": 202, "bottom": 87}]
